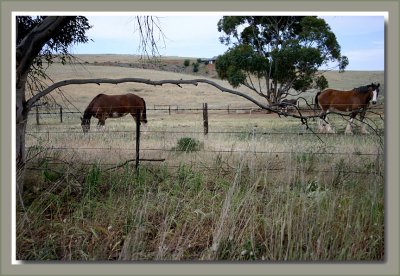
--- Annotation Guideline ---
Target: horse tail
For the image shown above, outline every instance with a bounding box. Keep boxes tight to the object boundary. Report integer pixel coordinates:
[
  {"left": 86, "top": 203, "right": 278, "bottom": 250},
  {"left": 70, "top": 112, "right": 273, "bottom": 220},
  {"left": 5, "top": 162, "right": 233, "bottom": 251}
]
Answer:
[
  {"left": 314, "top": 92, "right": 321, "bottom": 110},
  {"left": 141, "top": 97, "right": 147, "bottom": 123}
]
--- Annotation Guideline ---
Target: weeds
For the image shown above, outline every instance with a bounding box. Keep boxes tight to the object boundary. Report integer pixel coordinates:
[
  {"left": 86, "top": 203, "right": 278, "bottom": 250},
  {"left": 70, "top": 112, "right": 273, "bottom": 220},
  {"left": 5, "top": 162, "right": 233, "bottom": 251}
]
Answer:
[
  {"left": 17, "top": 151, "right": 384, "bottom": 261},
  {"left": 173, "top": 137, "right": 202, "bottom": 152}
]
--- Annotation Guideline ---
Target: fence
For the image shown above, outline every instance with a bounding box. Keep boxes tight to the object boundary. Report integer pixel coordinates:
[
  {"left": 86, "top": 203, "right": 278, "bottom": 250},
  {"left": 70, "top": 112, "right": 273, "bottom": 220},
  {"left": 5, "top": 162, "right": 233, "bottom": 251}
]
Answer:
[
  {"left": 29, "top": 103, "right": 385, "bottom": 123},
  {"left": 25, "top": 103, "right": 384, "bottom": 176}
]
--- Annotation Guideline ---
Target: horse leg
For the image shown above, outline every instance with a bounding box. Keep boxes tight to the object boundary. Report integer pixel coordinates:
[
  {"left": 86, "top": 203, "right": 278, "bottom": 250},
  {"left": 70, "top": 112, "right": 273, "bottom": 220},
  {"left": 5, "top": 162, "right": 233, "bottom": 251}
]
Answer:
[
  {"left": 318, "top": 117, "right": 325, "bottom": 132},
  {"left": 97, "top": 119, "right": 106, "bottom": 132},
  {"left": 345, "top": 113, "right": 356, "bottom": 135},
  {"left": 324, "top": 117, "right": 335, "bottom": 133},
  {"left": 344, "top": 119, "right": 353, "bottom": 134},
  {"left": 318, "top": 111, "right": 331, "bottom": 133},
  {"left": 359, "top": 111, "right": 369, "bottom": 134},
  {"left": 319, "top": 111, "right": 335, "bottom": 133}
]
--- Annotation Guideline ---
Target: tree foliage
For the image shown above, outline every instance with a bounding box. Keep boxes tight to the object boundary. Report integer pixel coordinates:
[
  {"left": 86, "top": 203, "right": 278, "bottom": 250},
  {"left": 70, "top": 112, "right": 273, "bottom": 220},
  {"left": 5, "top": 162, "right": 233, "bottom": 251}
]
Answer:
[
  {"left": 16, "top": 16, "right": 91, "bottom": 98},
  {"left": 215, "top": 16, "right": 348, "bottom": 104},
  {"left": 16, "top": 16, "right": 92, "bottom": 170}
]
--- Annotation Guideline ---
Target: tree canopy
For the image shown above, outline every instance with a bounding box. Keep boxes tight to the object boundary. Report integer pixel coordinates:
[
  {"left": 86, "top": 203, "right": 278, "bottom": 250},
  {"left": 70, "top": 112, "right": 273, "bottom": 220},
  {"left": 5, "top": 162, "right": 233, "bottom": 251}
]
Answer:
[
  {"left": 215, "top": 16, "right": 348, "bottom": 104},
  {"left": 16, "top": 16, "right": 91, "bottom": 97}
]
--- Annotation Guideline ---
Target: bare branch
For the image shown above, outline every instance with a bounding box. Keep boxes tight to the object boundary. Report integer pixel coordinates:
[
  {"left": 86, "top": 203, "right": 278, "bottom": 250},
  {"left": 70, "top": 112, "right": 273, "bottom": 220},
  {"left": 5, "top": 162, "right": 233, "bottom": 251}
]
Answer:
[
  {"left": 26, "top": 77, "right": 383, "bottom": 147},
  {"left": 135, "top": 16, "right": 166, "bottom": 59}
]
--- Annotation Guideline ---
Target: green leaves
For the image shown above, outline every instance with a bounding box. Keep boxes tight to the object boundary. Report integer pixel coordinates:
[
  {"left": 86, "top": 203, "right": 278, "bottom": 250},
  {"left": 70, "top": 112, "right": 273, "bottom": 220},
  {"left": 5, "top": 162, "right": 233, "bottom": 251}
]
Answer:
[
  {"left": 216, "top": 44, "right": 269, "bottom": 88},
  {"left": 17, "top": 16, "right": 92, "bottom": 74},
  {"left": 216, "top": 16, "right": 349, "bottom": 101}
]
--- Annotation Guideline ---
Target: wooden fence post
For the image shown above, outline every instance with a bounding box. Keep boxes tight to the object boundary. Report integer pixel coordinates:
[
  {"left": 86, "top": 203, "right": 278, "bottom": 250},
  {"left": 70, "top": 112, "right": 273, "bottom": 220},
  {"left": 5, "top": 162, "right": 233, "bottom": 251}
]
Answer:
[
  {"left": 168, "top": 105, "right": 171, "bottom": 115},
  {"left": 36, "top": 106, "right": 40, "bottom": 125},
  {"left": 59, "top": 106, "right": 63, "bottom": 123},
  {"left": 203, "top": 103, "right": 208, "bottom": 136},
  {"left": 135, "top": 109, "right": 141, "bottom": 170}
]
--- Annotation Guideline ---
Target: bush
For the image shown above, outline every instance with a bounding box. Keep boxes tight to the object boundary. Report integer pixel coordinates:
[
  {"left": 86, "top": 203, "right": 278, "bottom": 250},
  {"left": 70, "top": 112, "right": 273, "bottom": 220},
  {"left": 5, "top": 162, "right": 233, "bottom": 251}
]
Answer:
[
  {"left": 174, "top": 137, "right": 202, "bottom": 152},
  {"left": 192, "top": 62, "right": 199, "bottom": 73},
  {"left": 183, "top": 59, "right": 190, "bottom": 67}
]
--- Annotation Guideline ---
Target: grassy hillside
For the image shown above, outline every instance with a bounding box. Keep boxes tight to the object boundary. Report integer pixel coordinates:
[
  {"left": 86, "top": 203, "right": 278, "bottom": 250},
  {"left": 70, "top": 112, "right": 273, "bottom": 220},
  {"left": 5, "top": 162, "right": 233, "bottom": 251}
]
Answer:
[
  {"left": 17, "top": 55, "right": 385, "bottom": 261},
  {"left": 40, "top": 55, "right": 385, "bottom": 112}
]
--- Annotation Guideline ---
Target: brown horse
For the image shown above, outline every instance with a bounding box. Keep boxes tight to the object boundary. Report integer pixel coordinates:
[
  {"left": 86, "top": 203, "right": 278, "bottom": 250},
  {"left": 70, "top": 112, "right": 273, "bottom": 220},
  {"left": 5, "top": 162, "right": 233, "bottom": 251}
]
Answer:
[
  {"left": 80, "top": 93, "right": 147, "bottom": 133},
  {"left": 314, "top": 82, "right": 380, "bottom": 134}
]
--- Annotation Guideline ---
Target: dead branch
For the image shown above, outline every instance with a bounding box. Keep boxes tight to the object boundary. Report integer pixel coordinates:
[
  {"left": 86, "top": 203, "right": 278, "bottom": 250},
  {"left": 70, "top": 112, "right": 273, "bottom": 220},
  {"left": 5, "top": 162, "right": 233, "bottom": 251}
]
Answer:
[{"left": 25, "top": 77, "right": 383, "bottom": 146}]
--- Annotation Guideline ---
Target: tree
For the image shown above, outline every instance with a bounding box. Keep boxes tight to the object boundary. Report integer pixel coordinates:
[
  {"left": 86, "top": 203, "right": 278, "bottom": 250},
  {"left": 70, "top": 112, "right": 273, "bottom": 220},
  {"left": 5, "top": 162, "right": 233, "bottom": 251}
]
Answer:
[
  {"left": 315, "top": 75, "right": 328, "bottom": 92},
  {"left": 16, "top": 16, "right": 91, "bottom": 169},
  {"left": 215, "top": 16, "right": 348, "bottom": 105},
  {"left": 339, "top": 56, "right": 349, "bottom": 73},
  {"left": 16, "top": 15, "right": 165, "bottom": 169},
  {"left": 15, "top": 16, "right": 92, "bottom": 200}
]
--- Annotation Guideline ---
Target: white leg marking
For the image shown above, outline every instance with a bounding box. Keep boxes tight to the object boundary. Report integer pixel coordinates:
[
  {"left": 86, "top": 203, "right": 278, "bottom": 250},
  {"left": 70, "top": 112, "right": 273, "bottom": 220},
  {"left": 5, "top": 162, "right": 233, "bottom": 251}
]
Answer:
[{"left": 361, "top": 124, "right": 369, "bottom": 134}]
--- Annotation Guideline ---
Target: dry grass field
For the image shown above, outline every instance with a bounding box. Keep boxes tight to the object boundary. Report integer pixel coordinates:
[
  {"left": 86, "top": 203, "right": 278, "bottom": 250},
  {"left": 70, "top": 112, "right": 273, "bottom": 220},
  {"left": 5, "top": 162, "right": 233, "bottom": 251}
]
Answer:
[{"left": 18, "top": 55, "right": 385, "bottom": 261}]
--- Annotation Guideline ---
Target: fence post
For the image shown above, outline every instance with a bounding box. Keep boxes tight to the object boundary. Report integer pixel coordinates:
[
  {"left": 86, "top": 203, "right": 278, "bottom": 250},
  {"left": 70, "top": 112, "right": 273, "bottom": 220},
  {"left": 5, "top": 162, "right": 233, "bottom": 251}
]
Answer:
[
  {"left": 203, "top": 103, "right": 208, "bottom": 136},
  {"left": 36, "top": 106, "right": 40, "bottom": 125},
  {"left": 135, "top": 109, "right": 141, "bottom": 170},
  {"left": 169, "top": 105, "right": 171, "bottom": 115},
  {"left": 228, "top": 104, "right": 230, "bottom": 114},
  {"left": 59, "top": 106, "right": 63, "bottom": 123}
]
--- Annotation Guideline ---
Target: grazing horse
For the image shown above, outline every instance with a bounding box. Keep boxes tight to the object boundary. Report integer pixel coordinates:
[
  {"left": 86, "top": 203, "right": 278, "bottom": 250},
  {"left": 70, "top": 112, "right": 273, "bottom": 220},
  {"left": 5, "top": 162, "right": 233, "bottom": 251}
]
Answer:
[
  {"left": 314, "top": 82, "right": 380, "bottom": 134},
  {"left": 279, "top": 99, "right": 298, "bottom": 113},
  {"left": 80, "top": 93, "right": 147, "bottom": 133}
]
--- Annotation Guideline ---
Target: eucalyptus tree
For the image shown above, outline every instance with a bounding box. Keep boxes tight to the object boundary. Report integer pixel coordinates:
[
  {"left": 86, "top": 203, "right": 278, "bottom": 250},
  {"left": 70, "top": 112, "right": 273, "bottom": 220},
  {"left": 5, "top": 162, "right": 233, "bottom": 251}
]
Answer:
[
  {"left": 16, "top": 16, "right": 91, "bottom": 167},
  {"left": 215, "top": 16, "right": 349, "bottom": 105}
]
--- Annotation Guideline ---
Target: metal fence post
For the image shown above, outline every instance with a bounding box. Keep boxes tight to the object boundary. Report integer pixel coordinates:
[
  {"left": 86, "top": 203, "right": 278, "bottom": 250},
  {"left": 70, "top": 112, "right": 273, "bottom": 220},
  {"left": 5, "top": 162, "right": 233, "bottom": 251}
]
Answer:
[
  {"left": 135, "top": 109, "right": 141, "bottom": 170},
  {"left": 36, "top": 106, "right": 40, "bottom": 125},
  {"left": 203, "top": 103, "right": 208, "bottom": 136}
]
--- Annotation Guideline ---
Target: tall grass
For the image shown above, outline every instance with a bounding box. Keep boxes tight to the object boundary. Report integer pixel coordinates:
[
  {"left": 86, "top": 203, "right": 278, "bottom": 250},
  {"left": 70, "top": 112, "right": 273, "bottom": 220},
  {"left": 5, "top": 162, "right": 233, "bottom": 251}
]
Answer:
[
  {"left": 17, "top": 144, "right": 384, "bottom": 260},
  {"left": 19, "top": 73, "right": 384, "bottom": 260}
]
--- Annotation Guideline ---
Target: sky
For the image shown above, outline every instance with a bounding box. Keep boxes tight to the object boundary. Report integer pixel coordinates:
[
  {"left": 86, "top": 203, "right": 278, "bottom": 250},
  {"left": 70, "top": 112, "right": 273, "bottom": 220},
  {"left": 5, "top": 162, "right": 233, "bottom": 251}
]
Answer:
[{"left": 71, "top": 14, "right": 385, "bottom": 71}]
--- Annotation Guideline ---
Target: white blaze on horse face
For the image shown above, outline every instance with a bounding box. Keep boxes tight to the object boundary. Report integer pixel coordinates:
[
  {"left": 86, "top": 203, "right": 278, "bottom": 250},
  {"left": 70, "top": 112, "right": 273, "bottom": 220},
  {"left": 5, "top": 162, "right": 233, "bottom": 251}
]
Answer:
[{"left": 372, "top": 90, "right": 378, "bottom": 104}]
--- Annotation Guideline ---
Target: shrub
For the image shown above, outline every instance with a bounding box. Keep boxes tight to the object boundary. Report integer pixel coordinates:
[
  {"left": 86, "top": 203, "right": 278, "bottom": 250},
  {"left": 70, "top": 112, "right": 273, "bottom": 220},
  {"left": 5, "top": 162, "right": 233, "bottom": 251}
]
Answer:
[
  {"left": 183, "top": 59, "right": 190, "bottom": 67},
  {"left": 174, "top": 137, "right": 202, "bottom": 152},
  {"left": 192, "top": 62, "right": 199, "bottom": 72}
]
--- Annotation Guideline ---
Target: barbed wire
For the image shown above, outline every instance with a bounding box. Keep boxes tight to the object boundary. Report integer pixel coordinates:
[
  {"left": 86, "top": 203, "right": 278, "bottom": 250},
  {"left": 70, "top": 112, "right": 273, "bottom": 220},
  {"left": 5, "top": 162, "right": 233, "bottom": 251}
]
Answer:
[
  {"left": 26, "top": 104, "right": 384, "bottom": 174},
  {"left": 29, "top": 106, "right": 385, "bottom": 115},
  {"left": 26, "top": 145, "right": 381, "bottom": 157},
  {"left": 26, "top": 129, "right": 384, "bottom": 135}
]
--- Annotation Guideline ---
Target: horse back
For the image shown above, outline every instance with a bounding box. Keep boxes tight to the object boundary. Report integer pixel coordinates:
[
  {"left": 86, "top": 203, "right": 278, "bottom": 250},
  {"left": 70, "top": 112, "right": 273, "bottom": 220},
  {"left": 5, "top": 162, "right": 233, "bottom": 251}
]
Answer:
[{"left": 318, "top": 89, "right": 367, "bottom": 112}]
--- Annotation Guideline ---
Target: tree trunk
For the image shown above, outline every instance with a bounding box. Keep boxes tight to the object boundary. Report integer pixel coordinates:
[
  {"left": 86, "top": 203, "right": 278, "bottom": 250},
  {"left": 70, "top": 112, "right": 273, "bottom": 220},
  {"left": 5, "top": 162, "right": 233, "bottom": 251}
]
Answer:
[
  {"left": 16, "top": 72, "right": 28, "bottom": 194},
  {"left": 16, "top": 115, "right": 27, "bottom": 167}
]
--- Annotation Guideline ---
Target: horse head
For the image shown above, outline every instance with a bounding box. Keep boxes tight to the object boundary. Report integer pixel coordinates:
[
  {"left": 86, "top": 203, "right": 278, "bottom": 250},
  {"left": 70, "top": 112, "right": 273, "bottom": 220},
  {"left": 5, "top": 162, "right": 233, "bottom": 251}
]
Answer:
[
  {"left": 80, "top": 116, "right": 90, "bottom": 133},
  {"left": 370, "top": 82, "right": 380, "bottom": 104}
]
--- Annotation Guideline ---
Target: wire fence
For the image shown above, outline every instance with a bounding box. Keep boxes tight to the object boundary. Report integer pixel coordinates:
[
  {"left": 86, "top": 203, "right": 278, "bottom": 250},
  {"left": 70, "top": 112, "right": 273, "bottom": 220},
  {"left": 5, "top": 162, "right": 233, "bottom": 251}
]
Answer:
[
  {"left": 25, "top": 104, "right": 385, "bottom": 175},
  {"left": 29, "top": 104, "right": 385, "bottom": 116}
]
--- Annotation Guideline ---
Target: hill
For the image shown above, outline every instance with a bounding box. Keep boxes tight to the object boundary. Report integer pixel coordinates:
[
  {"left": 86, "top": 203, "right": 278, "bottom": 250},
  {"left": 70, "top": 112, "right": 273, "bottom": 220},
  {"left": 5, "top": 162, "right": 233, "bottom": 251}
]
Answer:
[{"left": 45, "top": 54, "right": 384, "bottom": 112}]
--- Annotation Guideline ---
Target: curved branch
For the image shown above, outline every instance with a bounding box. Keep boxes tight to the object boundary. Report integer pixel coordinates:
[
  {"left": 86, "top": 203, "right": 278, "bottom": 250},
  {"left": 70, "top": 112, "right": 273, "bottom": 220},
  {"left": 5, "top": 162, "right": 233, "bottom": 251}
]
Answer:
[
  {"left": 26, "top": 77, "right": 383, "bottom": 146},
  {"left": 27, "top": 77, "right": 277, "bottom": 111}
]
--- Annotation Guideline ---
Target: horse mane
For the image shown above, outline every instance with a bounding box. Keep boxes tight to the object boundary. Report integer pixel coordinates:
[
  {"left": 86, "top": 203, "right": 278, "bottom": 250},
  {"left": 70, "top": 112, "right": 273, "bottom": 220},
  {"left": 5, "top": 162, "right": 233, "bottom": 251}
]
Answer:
[
  {"left": 353, "top": 85, "right": 370, "bottom": 93},
  {"left": 83, "top": 93, "right": 105, "bottom": 119}
]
